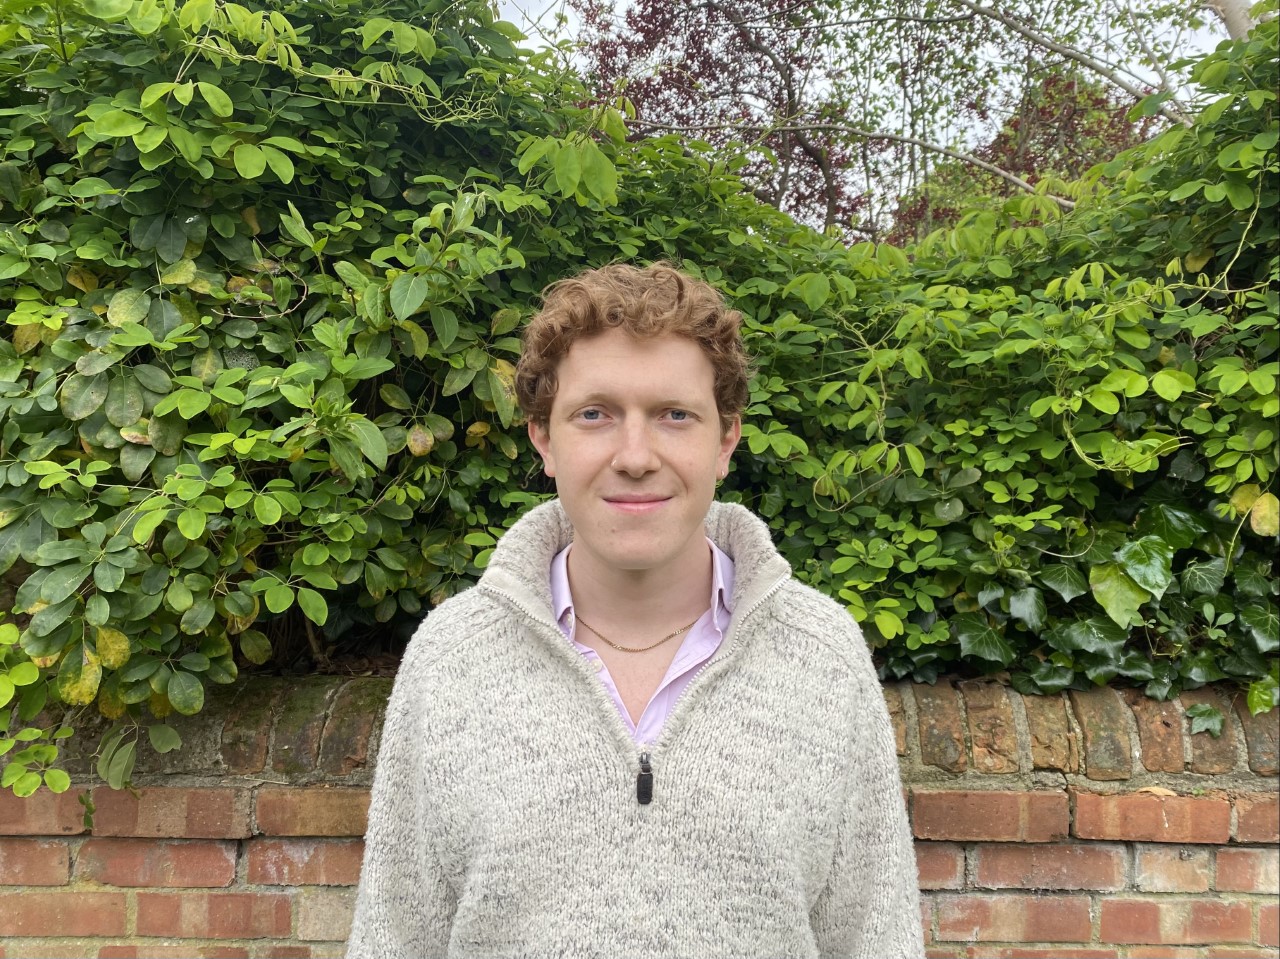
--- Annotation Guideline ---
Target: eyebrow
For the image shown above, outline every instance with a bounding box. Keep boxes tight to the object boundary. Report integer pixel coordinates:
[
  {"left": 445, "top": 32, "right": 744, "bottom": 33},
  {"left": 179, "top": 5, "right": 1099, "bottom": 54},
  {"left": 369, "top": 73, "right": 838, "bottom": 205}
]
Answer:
[{"left": 561, "top": 391, "right": 712, "bottom": 410}]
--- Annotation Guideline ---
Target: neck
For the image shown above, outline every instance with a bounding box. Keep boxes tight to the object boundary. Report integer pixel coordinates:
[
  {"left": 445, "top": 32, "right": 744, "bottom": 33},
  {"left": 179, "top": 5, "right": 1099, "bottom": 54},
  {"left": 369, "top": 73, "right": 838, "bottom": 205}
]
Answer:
[{"left": 567, "top": 540, "right": 713, "bottom": 634}]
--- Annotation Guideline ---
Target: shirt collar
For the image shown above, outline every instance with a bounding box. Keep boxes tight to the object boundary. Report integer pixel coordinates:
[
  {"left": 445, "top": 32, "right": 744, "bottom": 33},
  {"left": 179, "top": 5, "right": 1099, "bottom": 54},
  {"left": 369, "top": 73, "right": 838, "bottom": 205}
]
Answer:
[{"left": 551, "top": 539, "right": 735, "bottom": 635}]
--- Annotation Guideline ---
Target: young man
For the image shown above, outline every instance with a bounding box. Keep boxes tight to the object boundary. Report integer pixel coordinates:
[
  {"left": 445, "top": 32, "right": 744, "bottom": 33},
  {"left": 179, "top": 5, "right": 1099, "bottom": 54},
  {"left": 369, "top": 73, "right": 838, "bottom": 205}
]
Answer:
[{"left": 346, "top": 263, "right": 923, "bottom": 958}]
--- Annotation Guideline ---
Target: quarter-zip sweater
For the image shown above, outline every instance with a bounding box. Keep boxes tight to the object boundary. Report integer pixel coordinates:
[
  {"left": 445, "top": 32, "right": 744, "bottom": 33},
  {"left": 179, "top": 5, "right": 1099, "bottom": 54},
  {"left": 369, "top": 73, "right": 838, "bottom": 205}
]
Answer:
[{"left": 346, "top": 500, "right": 924, "bottom": 959}]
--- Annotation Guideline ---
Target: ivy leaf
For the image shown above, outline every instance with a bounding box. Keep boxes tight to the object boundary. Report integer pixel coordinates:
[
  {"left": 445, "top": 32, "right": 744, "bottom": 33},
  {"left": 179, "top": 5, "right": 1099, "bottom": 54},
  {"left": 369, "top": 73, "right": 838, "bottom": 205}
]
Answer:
[
  {"left": 1239, "top": 604, "right": 1279, "bottom": 653},
  {"left": 1181, "top": 558, "right": 1226, "bottom": 596},
  {"left": 1009, "top": 587, "right": 1047, "bottom": 632},
  {"left": 1089, "top": 562, "right": 1149, "bottom": 628},
  {"left": 952, "top": 613, "right": 1015, "bottom": 665},
  {"left": 1136, "top": 504, "right": 1206, "bottom": 550},
  {"left": 1046, "top": 617, "right": 1127, "bottom": 661},
  {"left": 1114, "top": 536, "right": 1174, "bottom": 600},
  {"left": 1184, "top": 703, "right": 1223, "bottom": 738},
  {"left": 1040, "top": 563, "right": 1088, "bottom": 602}
]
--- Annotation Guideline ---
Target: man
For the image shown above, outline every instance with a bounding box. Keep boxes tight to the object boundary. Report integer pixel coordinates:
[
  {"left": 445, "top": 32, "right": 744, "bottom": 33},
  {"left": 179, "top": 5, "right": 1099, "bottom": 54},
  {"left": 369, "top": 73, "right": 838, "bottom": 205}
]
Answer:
[{"left": 346, "top": 262, "right": 923, "bottom": 958}]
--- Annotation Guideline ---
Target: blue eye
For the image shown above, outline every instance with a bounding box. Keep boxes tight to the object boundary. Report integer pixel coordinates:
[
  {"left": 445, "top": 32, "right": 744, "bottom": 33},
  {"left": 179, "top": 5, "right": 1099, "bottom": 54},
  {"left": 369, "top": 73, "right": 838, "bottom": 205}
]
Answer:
[
  {"left": 669, "top": 410, "right": 689, "bottom": 421},
  {"left": 580, "top": 409, "right": 602, "bottom": 421}
]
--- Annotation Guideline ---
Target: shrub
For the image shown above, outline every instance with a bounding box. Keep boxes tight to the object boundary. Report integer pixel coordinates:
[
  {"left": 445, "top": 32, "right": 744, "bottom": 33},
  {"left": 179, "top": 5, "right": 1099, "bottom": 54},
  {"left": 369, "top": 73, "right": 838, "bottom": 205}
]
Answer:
[{"left": 0, "top": 0, "right": 1274, "bottom": 795}]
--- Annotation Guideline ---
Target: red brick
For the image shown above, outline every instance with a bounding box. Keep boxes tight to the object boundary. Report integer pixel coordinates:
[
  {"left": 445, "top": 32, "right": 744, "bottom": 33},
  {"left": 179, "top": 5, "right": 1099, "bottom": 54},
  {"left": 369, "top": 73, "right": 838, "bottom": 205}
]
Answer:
[
  {"left": 1134, "top": 844, "right": 1212, "bottom": 892},
  {"left": 92, "top": 787, "right": 252, "bottom": 839},
  {"left": 962, "top": 950, "right": 1117, "bottom": 959},
  {"left": 915, "top": 842, "right": 964, "bottom": 890},
  {"left": 958, "top": 681, "right": 1019, "bottom": 774},
  {"left": 76, "top": 838, "right": 237, "bottom": 887},
  {"left": 0, "top": 788, "right": 88, "bottom": 835},
  {"left": 1233, "top": 695, "right": 1278, "bottom": 775},
  {"left": 1022, "top": 693, "right": 1078, "bottom": 772},
  {"left": 247, "top": 838, "right": 365, "bottom": 885},
  {"left": 921, "top": 893, "right": 934, "bottom": 946},
  {"left": 913, "top": 790, "right": 1068, "bottom": 842},
  {"left": 1217, "top": 847, "right": 1280, "bottom": 894},
  {"left": 1234, "top": 793, "right": 1279, "bottom": 843},
  {"left": 261, "top": 950, "right": 315, "bottom": 958},
  {"left": 136, "top": 891, "right": 292, "bottom": 939},
  {"left": 973, "top": 842, "right": 1125, "bottom": 891},
  {"left": 0, "top": 838, "right": 70, "bottom": 885},
  {"left": 884, "top": 684, "right": 907, "bottom": 757},
  {"left": 916, "top": 681, "right": 968, "bottom": 772},
  {"left": 1261, "top": 902, "right": 1278, "bottom": 948},
  {"left": 1100, "top": 898, "right": 1252, "bottom": 944},
  {"left": 98, "top": 948, "right": 249, "bottom": 958},
  {"left": 256, "top": 787, "right": 370, "bottom": 837},
  {"left": 1122, "top": 689, "right": 1184, "bottom": 773},
  {"left": 936, "top": 893, "right": 1091, "bottom": 943},
  {"left": 1068, "top": 687, "right": 1132, "bottom": 780},
  {"left": 1206, "top": 950, "right": 1280, "bottom": 959},
  {"left": 1181, "top": 687, "right": 1240, "bottom": 774},
  {"left": 0, "top": 891, "right": 126, "bottom": 936},
  {"left": 1073, "top": 790, "right": 1231, "bottom": 843},
  {"left": 1125, "top": 949, "right": 1201, "bottom": 959}
]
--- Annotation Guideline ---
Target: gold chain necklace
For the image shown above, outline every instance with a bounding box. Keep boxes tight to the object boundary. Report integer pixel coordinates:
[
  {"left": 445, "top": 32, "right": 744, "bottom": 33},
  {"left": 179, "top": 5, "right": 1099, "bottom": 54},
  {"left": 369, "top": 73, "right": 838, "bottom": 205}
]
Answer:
[{"left": 573, "top": 612, "right": 701, "bottom": 654}]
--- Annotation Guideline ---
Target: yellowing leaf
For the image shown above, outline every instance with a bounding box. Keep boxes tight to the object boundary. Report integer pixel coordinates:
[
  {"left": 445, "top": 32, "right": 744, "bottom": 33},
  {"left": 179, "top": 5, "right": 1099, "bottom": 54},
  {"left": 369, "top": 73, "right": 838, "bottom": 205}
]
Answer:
[
  {"left": 1250, "top": 492, "right": 1279, "bottom": 537},
  {"left": 1231, "top": 484, "right": 1262, "bottom": 515},
  {"left": 95, "top": 626, "right": 132, "bottom": 669},
  {"left": 67, "top": 266, "right": 98, "bottom": 292},
  {"left": 56, "top": 643, "right": 102, "bottom": 706},
  {"left": 407, "top": 424, "right": 435, "bottom": 456},
  {"left": 241, "top": 207, "right": 261, "bottom": 235},
  {"left": 12, "top": 324, "right": 43, "bottom": 355}
]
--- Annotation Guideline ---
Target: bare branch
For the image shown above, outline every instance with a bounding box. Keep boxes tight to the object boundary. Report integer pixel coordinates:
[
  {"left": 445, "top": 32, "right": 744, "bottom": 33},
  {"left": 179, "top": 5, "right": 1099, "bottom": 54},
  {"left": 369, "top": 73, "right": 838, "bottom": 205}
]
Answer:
[
  {"left": 632, "top": 119, "right": 1077, "bottom": 211},
  {"left": 949, "top": 0, "right": 1192, "bottom": 127},
  {"left": 1202, "top": 0, "right": 1256, "bottom": 39}
]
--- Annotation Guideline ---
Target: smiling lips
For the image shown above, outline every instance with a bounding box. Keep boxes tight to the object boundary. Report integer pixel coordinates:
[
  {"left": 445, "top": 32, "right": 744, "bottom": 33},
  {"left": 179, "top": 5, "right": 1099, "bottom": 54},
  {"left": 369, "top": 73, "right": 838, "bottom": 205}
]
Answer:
[{"left": 605, "top": 495, "right": 670, "bottom": 513}]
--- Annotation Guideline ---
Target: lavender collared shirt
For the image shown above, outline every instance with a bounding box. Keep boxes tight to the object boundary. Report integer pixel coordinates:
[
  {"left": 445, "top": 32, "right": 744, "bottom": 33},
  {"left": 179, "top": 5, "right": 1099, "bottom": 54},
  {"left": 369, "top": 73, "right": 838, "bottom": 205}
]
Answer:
[{"left": 550, "top": 540, "right": 735, "bottom": 746}]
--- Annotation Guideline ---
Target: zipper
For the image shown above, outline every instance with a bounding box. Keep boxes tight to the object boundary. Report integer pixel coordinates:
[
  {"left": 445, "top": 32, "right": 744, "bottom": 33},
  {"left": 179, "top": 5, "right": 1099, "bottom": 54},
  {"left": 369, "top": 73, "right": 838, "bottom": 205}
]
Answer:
[
  {"left": 633, "top": 573, "right": 788, "bottom": 805},
  {"left": 636, "top": 749, "right": 653, "bottom": 804}
]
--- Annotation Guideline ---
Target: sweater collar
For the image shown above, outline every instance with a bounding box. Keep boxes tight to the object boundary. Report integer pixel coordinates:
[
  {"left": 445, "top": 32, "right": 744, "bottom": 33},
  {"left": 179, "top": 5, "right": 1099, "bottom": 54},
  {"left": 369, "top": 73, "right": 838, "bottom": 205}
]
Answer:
[{"left": 480, "top": 499, "right": 791, "bottom": 626}]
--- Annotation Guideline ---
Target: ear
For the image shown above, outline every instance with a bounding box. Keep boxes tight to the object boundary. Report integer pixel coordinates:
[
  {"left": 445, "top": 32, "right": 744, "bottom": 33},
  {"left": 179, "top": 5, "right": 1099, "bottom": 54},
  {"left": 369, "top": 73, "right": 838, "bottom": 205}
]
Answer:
[
  {"left": 716, "top": 415, "right": 741, "bottom": 476},
  {"left": 528, "top": 420, "right": 555, "bottom": 477}
]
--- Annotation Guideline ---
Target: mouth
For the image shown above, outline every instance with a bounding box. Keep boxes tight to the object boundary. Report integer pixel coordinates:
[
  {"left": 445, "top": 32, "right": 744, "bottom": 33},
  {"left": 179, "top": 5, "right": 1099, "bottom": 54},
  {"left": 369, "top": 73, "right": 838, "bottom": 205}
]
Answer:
[{"left": 604, "top": 495, "right": 671, "bottom": 513}]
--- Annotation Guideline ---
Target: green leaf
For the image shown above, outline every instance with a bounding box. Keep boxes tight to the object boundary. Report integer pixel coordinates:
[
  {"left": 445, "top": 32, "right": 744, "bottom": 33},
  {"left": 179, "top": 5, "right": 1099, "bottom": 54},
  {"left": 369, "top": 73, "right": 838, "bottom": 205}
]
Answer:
[
  {"left": 297, "top": 588, "right": 328, "bottom": 625},
  {"left": 1008, "top": 587, "right": 1047, "bottom": 632},
  {"left": 1113, "top": 536, "right": 1174, "bottom": 600},
  {"left": 165, "top": 670, "right": 204, "bottom": 715},
  {"left": 1239, "top": 604, "right": 1279, "bottom": 653},
  {"left": 43, "top": 769, "right": 71, "bottom": 793},
  {"left": 952, "top": 613, "right": 1015, "bottom": 665},
  {"left": 107, "top": 289, "right": 151, "bottom": 326},
  {"left": 177, "top": 508, "right": 206, "bottom": 539},
  {"left": 1181, "top": 558, "right": 1226, "bottom": 596},
  {"left": 94, "top": 110, "right": 146, "bottom": 137},
  {"left": 233, "top": 143, "right": 266, "bottom": 178},
  {"left": 1185, "top": 703, "right": 1223, "bottom": 738},
  {"left": 264, "top": 583, "right": 293, "bottom": 613},
  {"left": 1046, "top": 617, "right": 1127, "bottom": 660},
  {"left": 254, "top": 495, "right": 283, "bottom": 525},
  {"left": 1137, "top": 504, "right": 1206, "bottom": 551},
  {"left": 104, "top": 376, "right": 144, "bottom": 427},
  {"left": 1040, "top": 564, "right": 1088, "bottom": 602},
  {"left": 60, "top": 372, "right": 108, "bottom": 420},
  {"left": 348, "top": 418, "right": 388, "bottom": 469},
  {"left": 1089, "top": 563, "right": 1149, "bottom": 628},
  {"left": 260, "top": 145, "right": 295, "bottom": 184},
  {"left": 239, "top": 629, "right": 272, "bottom": 665},
  {"left": 147, "top": 723, "right": 182, "bottom": 754},
  {"left": 389, "top": 273, "right": 429, "bottom": 320},
  {"left": 1151, "top": 369, "right": 1196, "bottom": 402},
  {"left": 197, "top": 82, "right": 233, "bottom": 118},
  {"left": 553, "top": 143, "right": 582, "bottom": 195}
]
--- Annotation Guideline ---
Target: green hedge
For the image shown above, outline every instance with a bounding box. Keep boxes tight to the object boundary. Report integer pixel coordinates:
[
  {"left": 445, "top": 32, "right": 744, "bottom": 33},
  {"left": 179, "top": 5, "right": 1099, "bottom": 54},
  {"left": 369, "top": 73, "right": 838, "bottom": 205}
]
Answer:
[{"left": 0, "top": 0, "right": 1275, "bottom": 795}]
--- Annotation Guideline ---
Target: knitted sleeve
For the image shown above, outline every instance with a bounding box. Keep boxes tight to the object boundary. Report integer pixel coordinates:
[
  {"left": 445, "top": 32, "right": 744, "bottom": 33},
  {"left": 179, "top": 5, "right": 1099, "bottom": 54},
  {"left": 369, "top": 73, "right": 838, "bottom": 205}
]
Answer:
[
  {"left": 345, "top": 644, "right": 455, "bottom": 958},
  {"left": 808, "top": 655, "right": 924, "bottom": 958}
]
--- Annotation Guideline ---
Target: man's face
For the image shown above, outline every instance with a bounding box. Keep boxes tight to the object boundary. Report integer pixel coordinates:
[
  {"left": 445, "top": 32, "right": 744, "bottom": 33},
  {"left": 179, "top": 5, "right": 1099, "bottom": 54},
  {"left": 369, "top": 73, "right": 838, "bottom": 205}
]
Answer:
[{"left": 528, "top": 328, "right": 740, "bottom": 579}]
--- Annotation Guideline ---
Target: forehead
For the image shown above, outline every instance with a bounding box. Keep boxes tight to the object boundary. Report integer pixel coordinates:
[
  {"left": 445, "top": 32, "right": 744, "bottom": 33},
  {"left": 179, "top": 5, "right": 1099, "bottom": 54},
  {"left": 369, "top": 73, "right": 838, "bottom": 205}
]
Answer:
[{"left": 553, "top": 329, "right": 716, "bottom": 403}]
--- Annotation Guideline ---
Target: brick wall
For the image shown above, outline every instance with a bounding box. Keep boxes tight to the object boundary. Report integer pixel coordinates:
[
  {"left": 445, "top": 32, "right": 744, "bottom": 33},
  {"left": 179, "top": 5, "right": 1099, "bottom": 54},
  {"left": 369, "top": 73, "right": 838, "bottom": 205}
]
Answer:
[{"left": 0, "top": 676, "right": 1275, "bottom": 957}]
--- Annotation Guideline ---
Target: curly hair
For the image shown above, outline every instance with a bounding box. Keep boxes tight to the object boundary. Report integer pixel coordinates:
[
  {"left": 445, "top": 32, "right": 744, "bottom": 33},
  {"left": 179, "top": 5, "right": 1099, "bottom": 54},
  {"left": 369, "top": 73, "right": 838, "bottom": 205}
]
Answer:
[{"left": 516, "top": 262, "right": 750, "bottom": 433}]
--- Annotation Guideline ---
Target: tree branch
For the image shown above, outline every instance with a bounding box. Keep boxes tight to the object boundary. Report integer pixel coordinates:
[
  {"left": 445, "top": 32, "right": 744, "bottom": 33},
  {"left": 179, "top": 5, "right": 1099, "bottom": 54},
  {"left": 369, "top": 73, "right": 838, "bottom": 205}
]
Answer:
[
  {"left": 1201, "top": 0, "right": 1256, "bottom": 39},
  {"left": 632, "top": 119, "right": 1077, "bottom": 210},
  {"left": 948, "top": 0, "right": 1192, "bottom": 127}
]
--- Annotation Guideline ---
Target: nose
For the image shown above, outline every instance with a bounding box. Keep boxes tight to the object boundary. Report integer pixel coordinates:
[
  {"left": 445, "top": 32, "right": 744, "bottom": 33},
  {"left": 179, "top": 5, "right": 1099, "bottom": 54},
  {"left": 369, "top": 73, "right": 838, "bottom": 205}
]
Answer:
[{"left": 611, "top": 420, "right": 661, "bottom": 477}]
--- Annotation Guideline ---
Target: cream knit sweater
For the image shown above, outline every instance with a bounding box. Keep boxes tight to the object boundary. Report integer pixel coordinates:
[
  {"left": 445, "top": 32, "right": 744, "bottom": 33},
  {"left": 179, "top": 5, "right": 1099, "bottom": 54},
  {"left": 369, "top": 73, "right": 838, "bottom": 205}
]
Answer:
[{"left": 346, "top": 500, "right": 923, "bottom": 958}]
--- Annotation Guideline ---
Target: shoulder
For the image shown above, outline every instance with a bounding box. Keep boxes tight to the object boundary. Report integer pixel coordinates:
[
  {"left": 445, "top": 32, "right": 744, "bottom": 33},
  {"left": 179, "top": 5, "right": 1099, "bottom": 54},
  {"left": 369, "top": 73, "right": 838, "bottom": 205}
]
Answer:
[
  {"left": 392, "top": 584, "right": 514, "bottom": 685},
  {"left": 763, "top": 578, "right": 880, "bottom": 685}
]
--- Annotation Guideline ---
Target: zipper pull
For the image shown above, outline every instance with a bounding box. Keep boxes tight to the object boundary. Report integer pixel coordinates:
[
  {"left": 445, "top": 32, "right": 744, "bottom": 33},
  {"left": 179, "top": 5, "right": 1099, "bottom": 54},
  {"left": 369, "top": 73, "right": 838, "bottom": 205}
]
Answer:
[{"left": 636, "top": 750, "right": 653, "bottom": 805}]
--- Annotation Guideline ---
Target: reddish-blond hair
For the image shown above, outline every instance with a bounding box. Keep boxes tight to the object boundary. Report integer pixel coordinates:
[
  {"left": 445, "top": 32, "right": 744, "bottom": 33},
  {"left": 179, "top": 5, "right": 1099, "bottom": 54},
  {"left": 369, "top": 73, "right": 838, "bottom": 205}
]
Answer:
[{"left": 516, "top": 262, "right": 750, "bottom": 432}]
